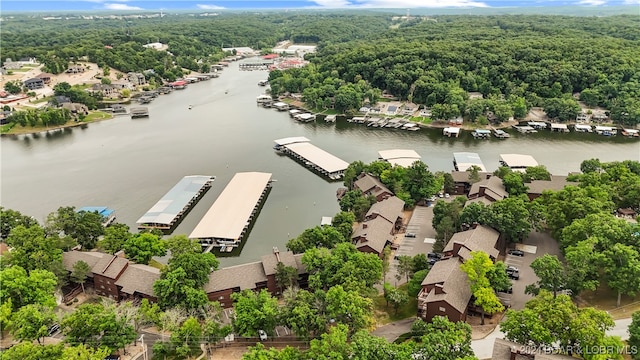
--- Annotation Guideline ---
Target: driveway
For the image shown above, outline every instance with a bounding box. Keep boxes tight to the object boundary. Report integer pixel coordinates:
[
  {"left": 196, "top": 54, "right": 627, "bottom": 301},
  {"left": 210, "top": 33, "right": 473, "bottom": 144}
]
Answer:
[{"left": 389, "top": 206, "right": 436, "bottom": 285}]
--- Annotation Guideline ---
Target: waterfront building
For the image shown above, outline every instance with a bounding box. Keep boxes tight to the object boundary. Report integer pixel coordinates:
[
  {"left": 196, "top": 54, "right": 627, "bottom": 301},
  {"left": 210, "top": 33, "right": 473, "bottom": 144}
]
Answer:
[
  {"left": 136, "top": 175, "right": 215, "bottom": 232},
  {"left": 378, "top": 149, "right": 422, "bottom": 168},
  {"left": 453, "top": 152, "right": 487, "bottom": 172},
  {"left": 274, "top": 137, "right": 349, "bottom": 180},
  {"left": 189, "top": 172, "right": 272, "bottom": 251},
  {"left": 499, "top": 154, "right": 539, "bottom": 172}
]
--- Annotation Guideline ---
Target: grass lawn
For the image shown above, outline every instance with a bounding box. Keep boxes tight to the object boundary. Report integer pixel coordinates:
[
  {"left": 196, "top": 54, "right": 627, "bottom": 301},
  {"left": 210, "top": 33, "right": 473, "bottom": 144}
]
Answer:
[
  {"left": 30, "top": 96, "right": 52, "bottom": 104},
  {"left": 84, "top": 111, "right": 111, "bottom": 122},
  {"left": 412, "top": 117, "right": 432, "bottom": 124},
  {"left": 373, "top": 284, "right": 418, "bottom": 326},
  {"left": 148, "top": 259, "right": 166, "bottom": 270},
  {"left": 578, "top": 283, "right": 640, "bottom": 320},
  {"left": 1, "top": 123, "right": 16, "bottom": 133}
]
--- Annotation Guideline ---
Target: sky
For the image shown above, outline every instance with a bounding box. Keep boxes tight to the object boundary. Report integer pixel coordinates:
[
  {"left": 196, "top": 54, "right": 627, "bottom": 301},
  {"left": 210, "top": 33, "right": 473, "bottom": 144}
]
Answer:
[{"left": 1, "top": 0, "right": 638, "bottom": 12}]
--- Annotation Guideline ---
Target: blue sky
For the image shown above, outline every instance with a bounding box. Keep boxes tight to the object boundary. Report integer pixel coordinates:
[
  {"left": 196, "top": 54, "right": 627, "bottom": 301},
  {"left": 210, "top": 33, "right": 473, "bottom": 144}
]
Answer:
[{"left": 1, "top": 0, "right": 638, "bottom": 12}]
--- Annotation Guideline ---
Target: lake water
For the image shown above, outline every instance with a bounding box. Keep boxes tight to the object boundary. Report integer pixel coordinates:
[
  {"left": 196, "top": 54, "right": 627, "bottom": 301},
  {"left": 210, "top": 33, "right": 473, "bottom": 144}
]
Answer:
[{"left": 2, "top": 61, "right": 638, "bottom": 266}]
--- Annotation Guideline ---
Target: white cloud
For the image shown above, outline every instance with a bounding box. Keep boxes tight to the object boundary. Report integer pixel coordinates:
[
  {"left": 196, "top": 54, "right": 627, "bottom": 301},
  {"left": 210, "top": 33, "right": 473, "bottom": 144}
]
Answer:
[
  {"left": 623, "top": 0, "right": 640, "bottom": 4},
  {"left": 196, "top": 4, "right": 225, "bottom": 9},
  {"left": 103, "top": 3, "right": 143, "bottom": 10},
  {"left": 310, "top": 0, "right": 489, "bottom": 8},
  {"left": 576, "top": 0, "right": 607, "bottom": 5}
]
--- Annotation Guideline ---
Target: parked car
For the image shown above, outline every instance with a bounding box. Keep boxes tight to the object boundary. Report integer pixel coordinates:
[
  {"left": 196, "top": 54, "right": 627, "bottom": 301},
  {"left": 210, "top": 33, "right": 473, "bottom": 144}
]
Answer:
[
  {"left": 405, "top": 232, "right": 416, "bottom": 238},
  {"left": 48, "top": 324, "right": 60, "bottom": 336},
  {"left": 258, "top": 329, "right": 267, "bottom": 341},
  {"left": 508, "top": 272, "right": 520, "bottom": 280},
  {"left": 428, "top": 257, "right": 439, "bottom": 266},
  {"left": 428, "top": 196, "right": 437, "bottom": 202},
  {"left": 427, "top": 252, "right": 442, "bottom": 259},
  {"left": 508, "top": 249, "right": 524, "bottom": 257},
  {"left": 506, "top": 265, "right": 519, "bottom": 273}
]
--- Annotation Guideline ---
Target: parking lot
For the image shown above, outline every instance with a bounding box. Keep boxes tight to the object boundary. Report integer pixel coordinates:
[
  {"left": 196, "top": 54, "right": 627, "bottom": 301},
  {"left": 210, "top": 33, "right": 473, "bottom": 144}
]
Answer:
[{"left": 390, "top": 205, "right": 437, "bottom": 285}]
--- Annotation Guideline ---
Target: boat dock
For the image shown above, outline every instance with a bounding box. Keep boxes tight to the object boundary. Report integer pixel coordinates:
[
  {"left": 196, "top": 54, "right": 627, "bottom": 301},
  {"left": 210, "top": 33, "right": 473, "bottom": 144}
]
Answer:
[
  {"left": 272, "top": 102, "right": 290, "bottom": 111},
  {"left": 274, "top": 137, "right": 349, "bottom": 180},
  {"left": 443, "top": 127, "right": 461, "bottom": 137},
  {"left": 513, "top": 125, "right": 537, "bottom": 134},
  {"left": 594, "top": 126, "right": 617, "bottom": 136},
  {"left": 527, "top": 121, "right": 548, "bottom": 130},
  {"left": 499, "top": 154, "right": 539, "bottom": 172},
  {"left": 294, "top": 113, "right": 316, "bottom": 122},
  {"left": 471, "top": 129, "right": 491, "bottom": 139},
  {"left": 137, "top": 175, "right": 215, "bottom": 232},
  {"left": 622, "top": 129, "right": 639, "bottom": 137},
  {"left": 378, "top": 149, "right": 422, "bottom": 167},
  {"left": 550, "top": 123, "right": 569, "bottom": 132},
  {"left": 574, "top": 124, "right": 593, "bottom": 133},
  {"left": 492, "top": 129, "right": 510, "bottom": 139},
  {"left": 324, "top": 115, "right": 336, "bottom": 123},
  {"left": 130, "top": 107, "right": 149, "bottom": 118},
  {"left": 453, "top": 152, "right": 487, "bottom": 172},
  {"left": 189, "top": 172, "right": 272, "bottom": 252},
  {"left": 77, "top": 206, "right": 116, "bottom": 227}
]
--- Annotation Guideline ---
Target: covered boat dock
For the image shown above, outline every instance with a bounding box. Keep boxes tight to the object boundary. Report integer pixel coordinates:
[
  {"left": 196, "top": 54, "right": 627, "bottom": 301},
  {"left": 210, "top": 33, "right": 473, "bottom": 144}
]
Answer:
[
  {"left": 274, "top": 137, "right": 349, "bottom": 180},
  {"left": 137, "top": 175, "right": 215, "bottom": 231},
  {"left": 77, "top": 206, "right": 116, "bottom": 227},
  {"left": 378, "top": 149, "right": 422, "bottom": 167},
  {"left": 499, "top": 154, "right": 539, "bottom": 172},
  {"left": 453, "top": 152, "right": 487, "bottom": 172},
  {"left": 189, "top": 172, "right": 273, "bottom": 251}
]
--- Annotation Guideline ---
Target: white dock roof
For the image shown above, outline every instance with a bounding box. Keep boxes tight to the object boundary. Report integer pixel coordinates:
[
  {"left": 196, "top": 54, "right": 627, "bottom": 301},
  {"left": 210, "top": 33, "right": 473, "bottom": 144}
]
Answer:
[
  {"left": 444, "top": 127, "right": 461, "bottom": 134},
  {"left": 285, "top": 142, "right": 350, "bottom": 174},
  {"left": 575, "top": 124, "right": 592, "bottom": 130},
  {"left": 499, "top": 154, "right": 539, "bottom": 168},
  {"left": 274, "top": 136, "right": 310, "bottom": 146},
  {"left": 378, "top": 149, "right": 421, "bottom": 167},
  {"left": 189, "top": 172, "right": 272, "bottom": 240},
  {"left": 550, "top": 123, "right": 568, "bottom": 129},
  {"left": 137, "top": 175, "right": 214, "bottom": 226},
  {"left": 453, "top": 152, "right": 487, "bottom": 172}
]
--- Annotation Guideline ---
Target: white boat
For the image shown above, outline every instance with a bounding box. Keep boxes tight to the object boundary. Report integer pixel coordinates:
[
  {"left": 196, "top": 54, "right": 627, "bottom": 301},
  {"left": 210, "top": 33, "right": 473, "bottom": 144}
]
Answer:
[{"left": 256, "top": 94, "right": 272, "bottom": 104}]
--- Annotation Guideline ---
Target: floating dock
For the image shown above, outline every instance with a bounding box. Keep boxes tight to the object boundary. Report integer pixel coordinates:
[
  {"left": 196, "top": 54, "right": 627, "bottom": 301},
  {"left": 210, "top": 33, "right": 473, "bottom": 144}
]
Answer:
[
  {"left": 77, "top": 206, "right": 116, "bottom": 227},
  {"left": 130, "top": 107, "right": 149, "bottom": 118},
  {"left": 499, "top": 154, "right": 539, "bottom": 172},
  {"left": 443, "top": 127, "right": 461, "bottom": 137},
  {"left": 137, "top": 175, "right": 215, "bottom": 232},
  {"left": 493, "top": 129, "right": 510, "bottom": 139},
  {"left": 453, "top": 152, "right": 487, "bottom": 172},
  {"left": 324, "top": 115, "right": 336, "bottom": 123},
  {"left": 274, "top": 137, "right": 349, "bottom": 180},
  {"left": 189, "top": 172, "right": 272, "bottom": 252},
  {"left": 472, "top": 129, "right": 491, "bottom": 139},
  {"left": 527, "top": 121, "right": 548, "bottom": 130},
  {"left": 550, "top": 123, "right": 569, "bottom": 132},
  {"left": 378, "top": 149, "right": 422, "bottom": 167},
  {"left": 594, "top": 126, "right": 617, "bottom": 136},
  {"left": 574, "top": 124, "right": 593, "bottom": 133}
]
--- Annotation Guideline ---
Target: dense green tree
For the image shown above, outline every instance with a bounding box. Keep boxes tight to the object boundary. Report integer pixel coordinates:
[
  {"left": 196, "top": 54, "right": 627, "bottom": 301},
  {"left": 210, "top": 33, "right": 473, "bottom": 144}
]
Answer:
[
  {"left": 488, "top": 196, "right": 532, "bottom": 243},
  {"left": 231, "top": 289, "right": 279, "bottom": 337},
  {"left": 629, "top": 311, "right": 640, "bottom": 360},
  {"left": 62, "top": 303, "right": 136, "bottom": 353},
  {"left": 123, "top": 232, "right": 166, "bottom": 264},
  {"left": 4, "top": 224, "right": 62, "bottom": 273},
  {"left": 564, "top": 238, "right": 601, "bottom": 295},
  {"left": 71, "top": 260, "right": 91, "bottom": 293},
  {"left": 286, "top": 225, "right": 346, "bottom": 254},
  {"left": 385, "top": 286, "right": 409, "bottom": 315},
  {"left": 407, "top": 269, "right": 429, "bottom": 297},
  {"left": 0, "top": 266, "right": 57, "bottom": 310},
  {"left": 523, "top": 166, "right": 552, "bottom": 182},
  {"left": 561, "top": 213, "right": 634, "bottom": 251},
  {"left": 97, "top": 223, "right": 131, "bottom": 254},
  {"left": 46, "top": 206, "right": 104, "bottom": 250},
  {"left": 543, "top": 97, "right": 581, "bottom": 121},
  {"left": 325, "top": 285, "right": 374, "bottom": 334},
  {"left": 502, "top": 172, "right": 528, "bottom": 196},
  {"left": 274, "top": 262, "right": 299, "bottom": 293},
  {"left": 153, "top": 266, "right": 209, "bottom": 310},
  {"left": 396, "top": 255, "right": 414, "bottom": 283},
  {"left": 3, "top": 80, "right": 23, "bottom": 94},
  {"left": 413, "top": 316, "right": 475, "bottom": 360},
  {"left": 9, "top": 304, "right": 56, "bottom": 344},
  {"left": 0, "top": 342, "right": 65, "bottom": 360},
  {"left": 602, "top": 243, "right": 640, "bottom": 307},
  {"left": 473, "top": 287, "right": 504, "bottom": 325},
  {"left": 525, "top": 255, "right": 567, "bottom": 298},
  {"left": 0, "top": 207, "right": 39, "bottom": 239},
  {"left": 486, "top": 262, "right": 512, "bottom": 293},
  {"left": 170, "top": 317, "right": 202, "bottom": 355}
]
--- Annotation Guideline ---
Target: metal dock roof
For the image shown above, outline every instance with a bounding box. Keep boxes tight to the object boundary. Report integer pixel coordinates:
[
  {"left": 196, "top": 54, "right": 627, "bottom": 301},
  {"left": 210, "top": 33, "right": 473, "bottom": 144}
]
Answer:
[
  {"left": 274, "top": 136, "right": 310, "bottom": 146},
  {"left": 189, "top": 172, "right": 272, "bottom": 241},
  {"left": 137, "top": 175, "right": 214, "bottom": 226},
  {"left": 499, "top": 154, "right": 539, "bottom": 168},
  {"left": 77, "top": 206, "right": 115, "bottom": 218},
  {"left": 453, "top": 152, "right": 487, "bottom": 172},
  {"left": 378, "top": 149, "right": 422, "bottom": 167},
  {"left": 284, "top": 142, "right": 350, "bottom": 174}
]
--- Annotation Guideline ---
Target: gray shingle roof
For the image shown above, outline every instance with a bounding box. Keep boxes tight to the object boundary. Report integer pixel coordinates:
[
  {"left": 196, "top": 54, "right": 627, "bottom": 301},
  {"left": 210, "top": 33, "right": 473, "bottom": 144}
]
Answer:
[
  {"left": 62, "top": 251, "right": 107, "bottom": 276},
  {"left": 444, "top": 225, "right": 500, "bottom": 259},
  {"left": 204, "top": 262, "right": 267, "bottom": 293},
  {"left": 354, "top": 173, "right": 392, "bottom": 198},
  {"left": 92, "top": 255, "right": 129, "bottom": 280},
  {"left": 469, "top": 176, "right": 508, "bottom": 201},
  {"left": 352, "top": 216, "right": 394, "bottom": 254},
  {"left": 115, "top": 264, "right": 160, "bottom": 296},
  {"left": 421, "top": 257, "right": 472, "bottom": 313},
  {"left": 365, "top": 196, "right": 404, "bottom": 223},
  {"left": 261, "top": 251, "right": 298, "bottom": 276},
  {"left": 527, "top": 176, "right": 576, "bottom": 195}
]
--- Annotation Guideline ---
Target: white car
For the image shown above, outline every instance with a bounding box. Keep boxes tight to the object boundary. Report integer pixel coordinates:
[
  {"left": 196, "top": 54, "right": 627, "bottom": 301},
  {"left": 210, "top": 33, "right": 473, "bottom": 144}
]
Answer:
[{"left": 258, "top": 329, "right": 267, "bottom": 341}]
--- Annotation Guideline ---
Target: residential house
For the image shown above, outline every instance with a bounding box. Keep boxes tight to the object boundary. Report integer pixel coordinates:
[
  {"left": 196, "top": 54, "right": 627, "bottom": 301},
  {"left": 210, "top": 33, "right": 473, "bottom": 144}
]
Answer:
[
  {"left": 353, "top": 173, "right": 394, "bottom": 201},
  {"left": 443, "top": 225, "right": 500, "bottom": 261},
  {"left": 2, "top": 58, "right": 22, "bottom": 70},
  {"left": 66, "top": 65, "right": 86, "bottom": 74},
  {"left": 352, "top": 196, "right": 405, "bottom": 257},
  {"left": 61, "top": 103, "right": 89, "bottom": 116},
  {"left": 54, "top": 95, "right": 71, "bottom": 105},
  {"left": 576, "top": 112, "right": 589, "bottom": 123},
  {"left": 616, "top": 208, "right": 637, "bottom": 220},
  {"left": 204, "top": 248, "right": 308, "bottom": 308},
  {"left": 127, "top": 72, "right": 147, "bottom": 86},
  {"left": 468, "top": 176, "right": 508, "bottom": 203},
  {"left": 91, "top": 83, "right": 118, "bottom": 98},
  {"left": 36, "top": 72, "right": 54, "bottom": 84},
  {"left": 591, "top": 111, "right": 607, "bottom": 122},
  {"left": 417, "top": 257, "right": 472, "bottom": 322},
  {"left": 111, "top": 81, "right": 134, "bottom": 91},
  {"left": 526, "top": 176, "right": 576, "bottom": 201},
  {"left": 62, "top": 251, "right": 161, "bottom": 302},
  {"left": 23, "top": 78, "right": 44, "bottom": 90},
  {"left": 450, "top": 171, "right": 492, "bottom": 195}
]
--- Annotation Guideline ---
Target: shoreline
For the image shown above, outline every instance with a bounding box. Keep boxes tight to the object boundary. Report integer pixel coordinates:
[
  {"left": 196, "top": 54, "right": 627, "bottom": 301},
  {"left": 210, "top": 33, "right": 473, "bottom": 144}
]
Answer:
[{"left": 0, "top": 113, "right": 115, "bottom": 137}]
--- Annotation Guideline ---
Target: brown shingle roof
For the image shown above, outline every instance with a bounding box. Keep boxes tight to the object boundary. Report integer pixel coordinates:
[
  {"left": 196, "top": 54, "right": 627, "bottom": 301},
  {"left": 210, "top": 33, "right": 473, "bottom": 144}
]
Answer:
[
  {"left": 352, "top": 216, "right": 394, "bottom": 254},
  {"left": 62, "top": 251, "right": 107, "bottom": 276},
  {"left": 204, "top": 262, "right": 267, "bottom": 293},
  {"left": 527, "top": 176, "right": 576, "bottom": 195},
  {"left": 293, "top": 254, "right": 307, "bottom": 275},
  {"left": 92, "top": 255, "right": 129, "bottom": 280},
  {"left": 354, "top": 173, "right": 392, "bottom": 198},
  {"left": 421, "top": 257, "right": 472, "bottom": 313},
  {"left": 115, "top": 264, "right": 160, "bottom": 296},
  {"left": 465, "top": 197, "right": 493, "bottom": 207},
  {"left": 365, "top": 196, "right": 404, "bottom": 223},
  {"left": 261, "top": 250, "right": 298, "bottom": 276},
  {"left": 444, "top": 225, "right": 500, "bottom": 259},
  {"left": 469, "top": 176, "right": 508, "bottom": 201}
]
